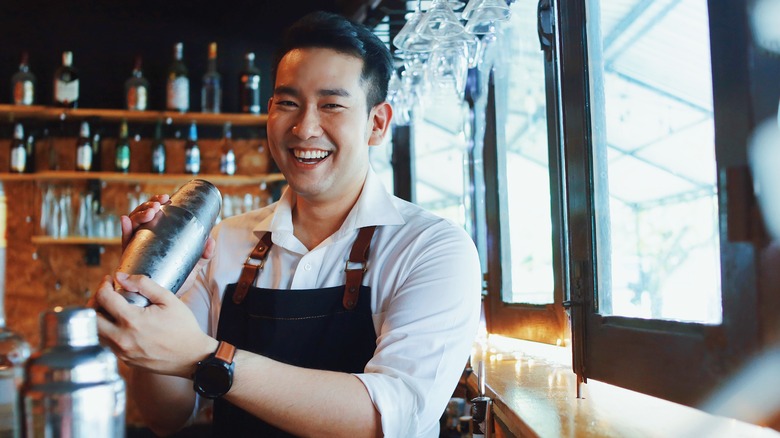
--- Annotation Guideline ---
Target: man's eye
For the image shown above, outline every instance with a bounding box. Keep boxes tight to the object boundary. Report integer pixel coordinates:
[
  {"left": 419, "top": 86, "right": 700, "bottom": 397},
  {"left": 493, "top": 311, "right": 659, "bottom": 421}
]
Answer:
[
  {"left": 323, "top": 103, "right": 344, "bottom": 109},
  {"left": 275, "top": 100, "right": 297, "bottom": 107}
]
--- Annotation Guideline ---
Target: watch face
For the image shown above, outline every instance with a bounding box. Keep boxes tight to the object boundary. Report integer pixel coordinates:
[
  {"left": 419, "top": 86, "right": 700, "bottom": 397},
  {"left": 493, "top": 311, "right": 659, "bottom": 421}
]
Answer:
[{"left": 195, "top": 359, "right": 233, "bottom": 398}]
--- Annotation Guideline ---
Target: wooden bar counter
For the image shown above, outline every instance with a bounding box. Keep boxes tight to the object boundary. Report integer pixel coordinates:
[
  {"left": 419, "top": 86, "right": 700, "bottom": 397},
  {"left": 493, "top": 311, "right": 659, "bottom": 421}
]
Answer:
[{"left": 466, "top": 335, "right": 780, "bottom": 437}]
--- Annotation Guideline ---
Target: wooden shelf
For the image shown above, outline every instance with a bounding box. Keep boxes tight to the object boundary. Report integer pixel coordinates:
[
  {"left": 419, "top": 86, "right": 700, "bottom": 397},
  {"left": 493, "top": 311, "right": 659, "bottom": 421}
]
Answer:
[
  {"left": 31, "top": 236, "right": 121, "bottom": 246},
  {"left": 0, "top": 171, "right": 286, "bottom": 186},
  {"left": 0, "top": 104, "right": 268, "bottom": 126}
]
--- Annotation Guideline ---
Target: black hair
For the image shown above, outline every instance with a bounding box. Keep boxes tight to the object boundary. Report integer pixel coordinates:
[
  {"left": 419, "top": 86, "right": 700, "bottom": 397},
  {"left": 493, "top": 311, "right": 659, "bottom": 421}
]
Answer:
[{"left": 272, "top": 11, "right": 393, "bottom": 110}]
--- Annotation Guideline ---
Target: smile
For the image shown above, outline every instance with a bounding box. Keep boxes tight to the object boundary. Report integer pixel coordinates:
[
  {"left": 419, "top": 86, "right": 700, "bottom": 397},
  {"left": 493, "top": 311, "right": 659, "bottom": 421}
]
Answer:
[{"left": 293, "top": 149, "right": 331, "bottom": 164}]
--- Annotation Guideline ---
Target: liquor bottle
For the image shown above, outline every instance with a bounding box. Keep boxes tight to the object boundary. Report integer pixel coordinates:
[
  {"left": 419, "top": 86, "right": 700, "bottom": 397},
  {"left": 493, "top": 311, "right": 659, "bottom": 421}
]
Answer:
[
  {"left": 184, "top": 121, "right": 200, "bottom": 175},
  {"left": 24, "top": 132, "right": 36, "bottom": 173},
  {"left": 75, "top": 121, "right": 93, "bottom": 172},
  {"left": 220, "top": 122, "right": 236, "bottom": 175},
  {"left": 9, "top": 124, "right": 26, "bottom": 173},
  {"left": 53, "top": 51, "right": 79, "bottom": 108},
  {"left": 151, "top": 120, "right": 166, "bottom": 174},
  {"left": 11, "top": 51, "right": 35, "bottom": 106},
  {"left": 239, "top": 52, "right": 261, "bottom": 114},
  {"left": 167, "top": 43, "right": 189, "bottom": 112},
  {"left": 0, "top": 181, "right": 32, "bottom": 438},
  {"left": 125, "top": 55, "right": 149, "bottom": 111},
  {"left": 91, "top": 132, "right": 102, "bottom": 172},
  {"left": 115, "top": 119, "right": 131, "bottom": 173},
  {"left": 201, "top": 42, "right": 221, "bottom": 113}
]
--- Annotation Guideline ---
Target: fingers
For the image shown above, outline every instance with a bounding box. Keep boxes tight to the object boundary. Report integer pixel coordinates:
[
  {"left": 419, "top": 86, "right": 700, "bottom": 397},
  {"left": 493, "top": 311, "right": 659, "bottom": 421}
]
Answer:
[
  {"left": 202, "top": 236, "right": 216, "bottom": 260},
  {"left": 94, "top": 274, "right": 135, "bottom": 323},
  {"left": 122, "top": 194, "right": 171, "bottom": 250},
  {"left": 120, "top": 215, "right": 133, "bottom": 250},
  {"left": 115, "top": 273, "right": 176, "bottom": 307}
]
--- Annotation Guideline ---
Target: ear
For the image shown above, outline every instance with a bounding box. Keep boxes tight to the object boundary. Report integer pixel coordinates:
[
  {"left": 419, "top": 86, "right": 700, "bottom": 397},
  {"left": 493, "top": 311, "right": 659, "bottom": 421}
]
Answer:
[
  {"left": 267, "top": 97, "right": 274, "bottom": 111},
  {"left": 367, "top": 102, "right": 393, "bottom": 146}
]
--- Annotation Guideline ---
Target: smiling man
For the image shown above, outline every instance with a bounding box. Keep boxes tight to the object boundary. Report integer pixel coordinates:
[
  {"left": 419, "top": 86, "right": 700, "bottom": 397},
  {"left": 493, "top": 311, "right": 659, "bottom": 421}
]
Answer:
[{"left": 94, "top": 11, "right": 481, "bottom": 438}]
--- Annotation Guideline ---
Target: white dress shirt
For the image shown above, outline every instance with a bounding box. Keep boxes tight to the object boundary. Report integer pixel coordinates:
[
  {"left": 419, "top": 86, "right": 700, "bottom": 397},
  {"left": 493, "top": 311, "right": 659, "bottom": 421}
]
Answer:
[{"left": 181, "top": 167, "right": 482, "bottom": 437}]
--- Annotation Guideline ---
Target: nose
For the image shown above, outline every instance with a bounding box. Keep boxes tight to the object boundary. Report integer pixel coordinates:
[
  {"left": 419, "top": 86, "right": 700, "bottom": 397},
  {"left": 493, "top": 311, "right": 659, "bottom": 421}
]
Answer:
[{"left": 291, "top": 106, "right": 323, "bottom": 139}]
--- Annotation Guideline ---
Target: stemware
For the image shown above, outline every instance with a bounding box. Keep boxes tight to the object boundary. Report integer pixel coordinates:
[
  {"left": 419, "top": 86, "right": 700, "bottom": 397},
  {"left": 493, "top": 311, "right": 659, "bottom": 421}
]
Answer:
[
  {"left": 427, "top": 39, "right": 470, "bottom": 99},
  {"left": 462, "top": 0, "right": 511, "bottom": 21},
  {"left": 416, "top": 0, "right": 468, "bottom": 41},
  {"left": 393, "top": 1, "right": 435, "bottom": 53}
]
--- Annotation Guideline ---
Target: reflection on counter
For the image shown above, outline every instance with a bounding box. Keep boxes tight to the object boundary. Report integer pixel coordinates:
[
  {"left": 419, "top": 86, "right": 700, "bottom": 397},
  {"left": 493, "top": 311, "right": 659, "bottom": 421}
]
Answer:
[{"left": 468, "top": 334, "right": 780, "bottom": 438}]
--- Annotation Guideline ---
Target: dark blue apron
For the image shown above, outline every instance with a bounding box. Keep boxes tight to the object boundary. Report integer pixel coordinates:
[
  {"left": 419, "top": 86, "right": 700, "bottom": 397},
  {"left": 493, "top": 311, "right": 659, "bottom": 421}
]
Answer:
[{"left": 212, "top": 227, "right": 378, "bottom": 437}]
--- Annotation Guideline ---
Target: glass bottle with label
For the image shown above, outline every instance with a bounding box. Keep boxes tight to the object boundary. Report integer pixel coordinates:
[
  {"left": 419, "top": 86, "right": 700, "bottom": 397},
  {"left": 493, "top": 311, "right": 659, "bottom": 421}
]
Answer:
[
  {"left": 53, "top": 51, "right": 79, "bottom": 108},
  {"left": 11, "top": 51, "right": 35, "bottom": 106},
  {"left": 91, "top": 132, "right": 102, "bottom": 172},
  {"left": 202, "top": 42, "right": 221, "bottom": 113},
  {"left": 239, "top": 52, "right": 261, "bottom": 114},
  {"left": 115, "top": 119, "right": 131, "bottom": 173},
  {"left": 9, "top": 124, "right": 26, "bottom": 174},
  {"left": 0, "top": 181, "right": 32, "bottom": 438},
  {"left": 151, "top": 120, "right": 166, "bottom": 174},
  {"left": 167, "top": 43, "right": 189, "bottom": 112},
  {"left": 184, "top": 122, "right": 200, "bottom": 175},
  {"left": 24, "top": 132, "right": 35, "bottom": 174},
  {"left": 125, "top": 55, "right": 149, "bottom": 111},
  {"left": 75, "top": 121, "right": 93, "bottom": 172},
  {"left": 220, "top": 122, "right": 236, "bottom": 175}
]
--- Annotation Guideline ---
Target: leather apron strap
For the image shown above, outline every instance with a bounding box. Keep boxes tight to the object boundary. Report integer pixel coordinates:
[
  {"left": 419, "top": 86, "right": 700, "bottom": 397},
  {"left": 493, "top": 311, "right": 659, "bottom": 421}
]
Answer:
[
  {"left": 232, "top": 226, "right": 378, "bottom": 309},
  {"left": 343, "top": 226, "right": 377, "bottom": 310},
  {"left": 233, "top": 231, "right": 273, "bottom": 304}
]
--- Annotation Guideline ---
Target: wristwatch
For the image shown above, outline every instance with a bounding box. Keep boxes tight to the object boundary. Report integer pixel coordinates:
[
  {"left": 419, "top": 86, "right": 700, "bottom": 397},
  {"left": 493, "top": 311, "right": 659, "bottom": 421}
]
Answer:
[{"left": 193, "top": 341, "right": 236, "bottom": 399}]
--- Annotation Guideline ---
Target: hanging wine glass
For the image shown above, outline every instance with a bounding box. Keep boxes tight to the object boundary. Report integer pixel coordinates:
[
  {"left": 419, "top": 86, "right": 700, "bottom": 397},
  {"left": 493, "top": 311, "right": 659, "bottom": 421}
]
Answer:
[
  {"left": 427, "top": 39, "right": 470, "bottom": 100},
  {"left": 416, "top": 0, "right": 468, "bottom": 41},
  {"left": 443, "top": 0, "right": 467, "bottom": 10},
  {"left": 462, "top": 0, "right": 511, "bottom": 21},
  {"left": 393, "top": 0, "right": 435, "bottom": 53},
  {"left": 388, "top": 69, "right": 412, "bottom": 126}
]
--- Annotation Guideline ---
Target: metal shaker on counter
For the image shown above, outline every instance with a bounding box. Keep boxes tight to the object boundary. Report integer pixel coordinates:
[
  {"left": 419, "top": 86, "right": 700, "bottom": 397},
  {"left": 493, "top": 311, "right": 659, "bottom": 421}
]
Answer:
[
  {"left": 116, "top": 179, "right": 222, "bottom": 307},
  {"left": 22, "top": 306, "right": 125, "bottom": 438}
]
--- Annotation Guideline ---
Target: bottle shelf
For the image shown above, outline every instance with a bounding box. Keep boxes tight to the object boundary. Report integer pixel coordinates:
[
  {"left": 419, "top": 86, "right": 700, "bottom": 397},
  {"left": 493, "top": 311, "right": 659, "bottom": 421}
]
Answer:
[
  {"left": 0, "top": 104, "right": 268, "bottom": 126},
  {"left": 0, "top": 171, "right": 285, "bottom": 186},
  {"left": 31, "top": 236, "right": 121, "bottom": 246}
]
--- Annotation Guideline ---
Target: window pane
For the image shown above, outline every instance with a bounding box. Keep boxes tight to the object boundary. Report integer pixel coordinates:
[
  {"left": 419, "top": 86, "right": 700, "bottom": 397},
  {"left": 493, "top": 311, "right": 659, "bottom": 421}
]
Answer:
[
  {"left": 413, "top": 93, "right": 469, "bottom": 227},
  {"left": 587, "top": 0, "right": 722, "bottom": 323},
  {"left": 495, "top": 1, "right": 555, "bottom": 304}
]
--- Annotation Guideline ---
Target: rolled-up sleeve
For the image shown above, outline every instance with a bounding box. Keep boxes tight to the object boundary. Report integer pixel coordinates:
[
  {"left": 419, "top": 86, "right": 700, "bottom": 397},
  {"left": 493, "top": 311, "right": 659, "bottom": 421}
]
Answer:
[{"left": 355, "top": 223, "right": 482, "bottom": 437}]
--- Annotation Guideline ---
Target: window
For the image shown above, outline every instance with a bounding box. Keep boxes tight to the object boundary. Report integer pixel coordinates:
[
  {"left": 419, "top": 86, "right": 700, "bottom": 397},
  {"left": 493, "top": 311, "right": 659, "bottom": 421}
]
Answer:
[
  {"left": 560, "top": 0, "right": 762, "bottom": 405},
  {"left": 481, "top": 0, "right": 567, "bottom": 345},
  {"left": 587, "top": 0, "right": 721, "bottom": 324},
  {"left": 387, "top": 0, "right": 773, "bottom": 409}
]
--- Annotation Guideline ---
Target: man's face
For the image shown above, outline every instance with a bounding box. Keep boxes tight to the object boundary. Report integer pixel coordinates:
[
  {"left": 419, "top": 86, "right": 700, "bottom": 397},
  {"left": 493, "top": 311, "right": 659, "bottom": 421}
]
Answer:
[{"left": 267, "top": 48, "right": 388, "bottom": 206}]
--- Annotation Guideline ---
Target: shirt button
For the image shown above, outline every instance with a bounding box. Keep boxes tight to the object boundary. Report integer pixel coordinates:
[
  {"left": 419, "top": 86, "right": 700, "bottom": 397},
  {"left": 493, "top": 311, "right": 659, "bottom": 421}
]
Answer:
[{"left": 304, "top": 263, "right": 312, "bottom": 271}]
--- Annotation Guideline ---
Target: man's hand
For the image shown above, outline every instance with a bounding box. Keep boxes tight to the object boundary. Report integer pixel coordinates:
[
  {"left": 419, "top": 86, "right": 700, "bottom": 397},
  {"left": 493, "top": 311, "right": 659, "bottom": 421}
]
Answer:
[
  {"left": 121, "top": 194, "right": 170, "bottom": 251},
  {"left": 93, "top": 273, "right": 218, "bottom": 379},
  {"left": 119, "top": 193, "right": 216, "bottom": 293}
]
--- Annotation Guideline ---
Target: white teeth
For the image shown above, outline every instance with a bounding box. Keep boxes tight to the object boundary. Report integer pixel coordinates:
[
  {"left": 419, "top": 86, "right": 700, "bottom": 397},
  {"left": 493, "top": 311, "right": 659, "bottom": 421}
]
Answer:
[{"left": 293, "top": 149, "right": 330, "bottom": 160}]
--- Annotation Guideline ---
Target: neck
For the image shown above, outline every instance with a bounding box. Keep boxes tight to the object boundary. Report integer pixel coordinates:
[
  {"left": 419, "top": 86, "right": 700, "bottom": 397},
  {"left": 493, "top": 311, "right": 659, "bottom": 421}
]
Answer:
[{"left": 292, "top": 178, "right": 367, "bottom": 251}]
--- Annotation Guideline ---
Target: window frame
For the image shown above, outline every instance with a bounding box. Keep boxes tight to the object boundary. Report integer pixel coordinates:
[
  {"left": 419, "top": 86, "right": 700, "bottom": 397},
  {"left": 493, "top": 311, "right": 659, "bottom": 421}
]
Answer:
[
  {"left": 560, "top": 0, "right": 766, "bottom": 405},
  {"left": 481, "top": 0, "right": 569, "bottom": 346}
]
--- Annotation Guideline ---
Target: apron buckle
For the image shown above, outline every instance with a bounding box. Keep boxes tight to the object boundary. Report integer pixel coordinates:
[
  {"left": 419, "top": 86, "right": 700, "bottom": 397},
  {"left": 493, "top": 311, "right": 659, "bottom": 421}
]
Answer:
[
  {"left": 245, "top": 256, "right": 266, "bottom": 270},
  {"left": 344, "top": 260, "right": 366, "bottom": 273}
]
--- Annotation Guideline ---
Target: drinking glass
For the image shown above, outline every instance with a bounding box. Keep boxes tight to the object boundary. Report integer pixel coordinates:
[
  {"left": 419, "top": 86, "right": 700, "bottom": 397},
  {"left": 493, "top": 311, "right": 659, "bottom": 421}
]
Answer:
[
  {"left": 427, "top": 39, "right": 470, "bottom": 99},
  {"left": 393, "top": 1, "right": 435, "bottom": 53},
  {"left": 416, "top": 0, "right": 468, "bottom": 41}
]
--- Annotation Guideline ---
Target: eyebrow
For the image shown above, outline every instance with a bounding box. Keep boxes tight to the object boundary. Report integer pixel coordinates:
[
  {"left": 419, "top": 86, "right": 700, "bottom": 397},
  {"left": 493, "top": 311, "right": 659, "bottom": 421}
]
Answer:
[{"left": 273, "top": 86, "right": 352, "bottom": 98}]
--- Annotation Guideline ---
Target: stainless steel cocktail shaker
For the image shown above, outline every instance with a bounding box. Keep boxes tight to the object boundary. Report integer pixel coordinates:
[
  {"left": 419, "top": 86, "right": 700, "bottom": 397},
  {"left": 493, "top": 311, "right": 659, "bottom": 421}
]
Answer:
[
  {"left": 116, "top": 179, "right": 222, "bottom": 307},
  {"left": 22, "top": 306, "right": 125, "bottom": 438}
]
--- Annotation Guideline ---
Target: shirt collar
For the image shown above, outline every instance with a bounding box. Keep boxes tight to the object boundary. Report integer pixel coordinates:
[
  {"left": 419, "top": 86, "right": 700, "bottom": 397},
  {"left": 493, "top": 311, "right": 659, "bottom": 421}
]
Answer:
[{"left": 252, "top": 167, "right": 405, "bottom": 243}]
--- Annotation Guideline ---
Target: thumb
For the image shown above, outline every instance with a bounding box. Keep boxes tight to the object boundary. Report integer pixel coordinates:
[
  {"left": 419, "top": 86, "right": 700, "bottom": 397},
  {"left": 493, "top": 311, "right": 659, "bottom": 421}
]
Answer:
[{"left": 114, "top": 272, "right": 176, "bottom": 307}]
